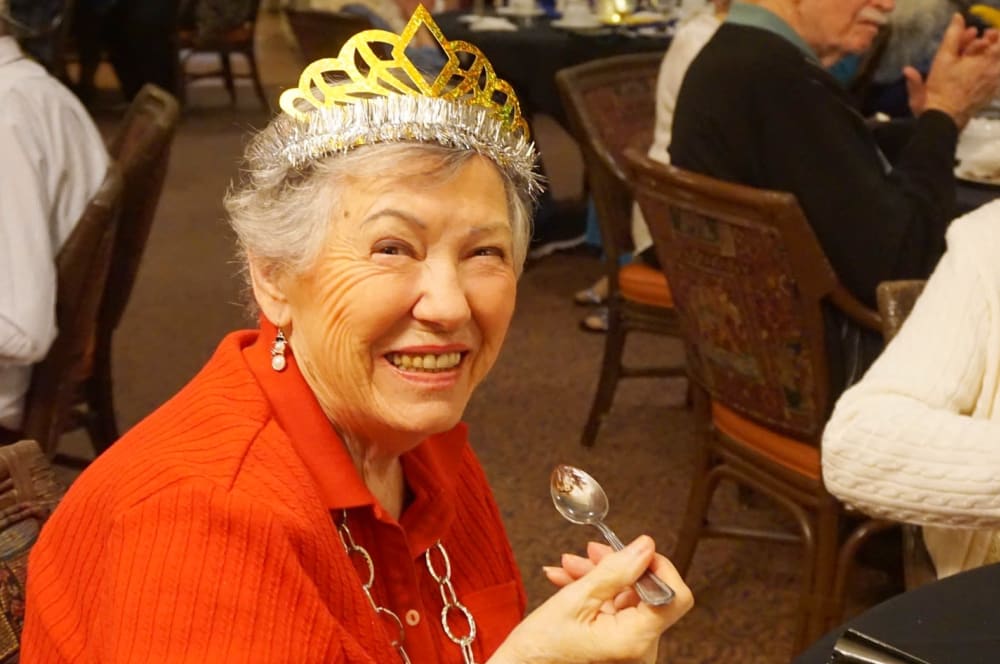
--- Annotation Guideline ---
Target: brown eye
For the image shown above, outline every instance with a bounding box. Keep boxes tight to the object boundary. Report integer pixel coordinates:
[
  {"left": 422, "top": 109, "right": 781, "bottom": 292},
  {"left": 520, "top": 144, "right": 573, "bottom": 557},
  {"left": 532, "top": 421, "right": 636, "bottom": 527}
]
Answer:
[
  {"left": 372, "top": 240, "right": 414, "bottom": 257},
  {"left": 473, "top": 246, "right": 505, "bottom": 259}
]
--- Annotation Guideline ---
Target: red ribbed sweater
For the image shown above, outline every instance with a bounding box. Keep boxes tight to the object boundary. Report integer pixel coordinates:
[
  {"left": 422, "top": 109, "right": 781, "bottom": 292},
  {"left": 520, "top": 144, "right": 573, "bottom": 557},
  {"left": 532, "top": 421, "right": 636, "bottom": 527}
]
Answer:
[{"left": 22, "top": 328, "right": 526, "bottom": 662}]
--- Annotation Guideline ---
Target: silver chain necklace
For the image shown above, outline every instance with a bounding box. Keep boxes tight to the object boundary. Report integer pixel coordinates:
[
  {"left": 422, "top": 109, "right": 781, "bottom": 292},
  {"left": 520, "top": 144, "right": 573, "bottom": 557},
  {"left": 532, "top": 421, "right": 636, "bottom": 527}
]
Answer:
[{"left": 337, "top": 510, "right": 479, "bottom": 664}]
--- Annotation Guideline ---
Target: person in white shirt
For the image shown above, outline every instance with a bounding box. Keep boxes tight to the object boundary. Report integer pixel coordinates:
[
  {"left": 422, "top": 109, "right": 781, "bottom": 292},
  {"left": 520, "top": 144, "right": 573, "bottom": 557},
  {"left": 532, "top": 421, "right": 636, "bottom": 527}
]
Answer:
[
  {"left": 823, "top": 199, "right": 1000, "bottom": 579},
  {"left": 633, "top": 0, "right": 730, "bottom": 253},
  {"left": 0, "top": 3, "right": 110, "bottom": 433},
  {"left": 577, "top": 0, "right": 729, "bottom": 330}
]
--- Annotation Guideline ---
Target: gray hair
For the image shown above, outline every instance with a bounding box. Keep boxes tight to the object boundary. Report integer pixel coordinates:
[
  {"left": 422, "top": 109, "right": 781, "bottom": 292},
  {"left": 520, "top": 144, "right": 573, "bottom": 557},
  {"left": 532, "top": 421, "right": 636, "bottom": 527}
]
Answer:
[
  {"left": 224, "top": 139, "right": 535, "bottom": 291},
  {"left": 874, "top": 0, "right": 956, "bottom": 84}
]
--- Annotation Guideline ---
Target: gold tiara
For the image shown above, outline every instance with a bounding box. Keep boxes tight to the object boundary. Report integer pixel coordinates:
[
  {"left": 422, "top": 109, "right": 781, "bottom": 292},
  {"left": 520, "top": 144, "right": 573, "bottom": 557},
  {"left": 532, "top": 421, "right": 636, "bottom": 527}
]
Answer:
[
  {"left": 280, "top": 5, "right": 528, "bottom": 137},
  {"left": 268, "top": 5, "right": 539, "bottom": 195}
]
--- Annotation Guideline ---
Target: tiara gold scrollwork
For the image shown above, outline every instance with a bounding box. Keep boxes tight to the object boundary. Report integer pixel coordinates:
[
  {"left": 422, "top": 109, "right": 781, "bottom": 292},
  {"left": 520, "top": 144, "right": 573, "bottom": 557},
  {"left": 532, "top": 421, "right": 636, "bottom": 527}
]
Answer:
[
  {"left": 279, "top": 5, "right": 529, "bottom": 139},
  {"left": 267, "top": 5, "right": 540, "bottom": 196}
]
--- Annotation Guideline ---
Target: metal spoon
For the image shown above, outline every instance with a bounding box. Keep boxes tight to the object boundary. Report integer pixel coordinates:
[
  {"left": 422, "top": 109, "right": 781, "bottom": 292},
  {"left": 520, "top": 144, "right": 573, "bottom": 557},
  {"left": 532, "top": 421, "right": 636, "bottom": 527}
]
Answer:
[{"left": 550, "top": 464, "right": 675, "bottom": 606}]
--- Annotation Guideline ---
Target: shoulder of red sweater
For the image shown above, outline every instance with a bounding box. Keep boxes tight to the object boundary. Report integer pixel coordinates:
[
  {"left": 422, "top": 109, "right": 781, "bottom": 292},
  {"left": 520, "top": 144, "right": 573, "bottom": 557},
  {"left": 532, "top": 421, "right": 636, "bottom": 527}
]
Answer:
[{"left": 64, "top": 332, "right": 296, "bottom": 514}]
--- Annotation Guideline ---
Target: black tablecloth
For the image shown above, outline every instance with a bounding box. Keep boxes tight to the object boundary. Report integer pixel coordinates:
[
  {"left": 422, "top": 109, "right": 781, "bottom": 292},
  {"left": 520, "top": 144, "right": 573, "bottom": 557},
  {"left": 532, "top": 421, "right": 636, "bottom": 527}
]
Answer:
[
  {"left": 957, "top": 179, "right": 1000, "bottom": 215},
  {"left": 794, "top": 562, "right": 1000, "bottom": 664},
  {"left": 435, "top": 11, "right": 670, "bottom": 125}
]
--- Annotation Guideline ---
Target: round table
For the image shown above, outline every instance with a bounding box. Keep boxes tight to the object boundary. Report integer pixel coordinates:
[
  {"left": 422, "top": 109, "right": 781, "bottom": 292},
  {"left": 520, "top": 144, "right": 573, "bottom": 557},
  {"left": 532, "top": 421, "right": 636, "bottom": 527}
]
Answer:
[
  {"left": 435, "top": 11, "right": 671, "bottom": 125},
  {"left": 794, "top": 562, "right": 1000, "bottom": 663}
]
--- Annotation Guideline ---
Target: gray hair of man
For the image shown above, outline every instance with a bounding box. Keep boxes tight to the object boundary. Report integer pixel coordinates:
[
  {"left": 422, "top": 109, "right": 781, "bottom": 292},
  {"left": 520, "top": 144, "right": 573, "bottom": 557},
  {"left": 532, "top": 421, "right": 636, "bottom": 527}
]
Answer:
[
  {"left": 224, "top": 139, "right": 535, "bottom": 298},
  {"left": 874, "top": 0, "right": 957, "bottom": 84}
]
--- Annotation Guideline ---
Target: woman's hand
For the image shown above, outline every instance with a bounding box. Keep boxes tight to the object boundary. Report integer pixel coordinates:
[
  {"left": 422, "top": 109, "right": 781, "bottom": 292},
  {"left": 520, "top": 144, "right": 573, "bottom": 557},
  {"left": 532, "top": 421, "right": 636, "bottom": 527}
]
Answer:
[
  {"left": 488, "top": 536, "right": 693, "bottom": 664},
  {"left": 915, "top": 13, "right": 1000, "bottom": 128}
]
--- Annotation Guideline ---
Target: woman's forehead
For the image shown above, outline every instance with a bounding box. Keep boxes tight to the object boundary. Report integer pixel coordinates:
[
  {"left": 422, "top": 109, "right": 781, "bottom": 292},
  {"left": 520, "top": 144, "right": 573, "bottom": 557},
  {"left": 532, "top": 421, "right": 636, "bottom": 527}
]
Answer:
[
  {"left": 337, "top": 152, "right": 505, "bottom": 196},
  {"left": 329, "top": 156, "right": 511, "bottom": 225}
]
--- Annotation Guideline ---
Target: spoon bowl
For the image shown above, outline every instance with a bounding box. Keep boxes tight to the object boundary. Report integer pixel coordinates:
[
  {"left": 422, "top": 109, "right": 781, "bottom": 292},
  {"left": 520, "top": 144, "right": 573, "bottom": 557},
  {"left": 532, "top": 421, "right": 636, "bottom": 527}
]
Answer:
[
  {"left": 550, "top": 464, "right": 675, "bottom": 606},
  {"left": 550, "top": 465, "right": 609, "bottom": 525}
]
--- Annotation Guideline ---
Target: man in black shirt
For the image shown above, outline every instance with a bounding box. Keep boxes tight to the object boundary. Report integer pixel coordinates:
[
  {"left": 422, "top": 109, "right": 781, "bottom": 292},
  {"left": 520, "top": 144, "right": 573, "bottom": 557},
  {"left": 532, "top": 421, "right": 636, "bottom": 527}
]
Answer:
[{"left": 670, "top": 0, "right": 1000, "bottom": 392}]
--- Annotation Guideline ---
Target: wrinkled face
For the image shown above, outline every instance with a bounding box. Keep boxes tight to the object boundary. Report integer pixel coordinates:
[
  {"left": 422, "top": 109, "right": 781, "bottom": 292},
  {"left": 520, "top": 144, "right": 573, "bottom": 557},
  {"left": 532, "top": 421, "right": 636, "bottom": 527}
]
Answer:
[
  {"left": 798, "top": 0, "right": 894, "bottom": 60},
  {"left": 280, "top": 155, "right": 517, "bottom": 450}
]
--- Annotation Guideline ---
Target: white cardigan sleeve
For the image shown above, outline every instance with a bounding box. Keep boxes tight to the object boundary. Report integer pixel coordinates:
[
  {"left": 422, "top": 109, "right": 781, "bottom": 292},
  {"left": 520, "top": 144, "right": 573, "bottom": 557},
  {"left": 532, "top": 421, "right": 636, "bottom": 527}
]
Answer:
[{"left": 822, "top": 203, "right": 1000, "bottom": 529}]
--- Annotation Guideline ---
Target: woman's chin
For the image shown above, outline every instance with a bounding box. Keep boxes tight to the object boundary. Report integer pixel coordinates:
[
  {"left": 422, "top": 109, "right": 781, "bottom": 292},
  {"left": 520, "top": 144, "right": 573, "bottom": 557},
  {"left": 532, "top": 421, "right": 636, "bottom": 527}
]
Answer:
[
  {"left": 371, "top": 367, "right": 476, "bottom": 437},
  {"left": 380, "top": 400, "right": 467, "bottom": 442}
]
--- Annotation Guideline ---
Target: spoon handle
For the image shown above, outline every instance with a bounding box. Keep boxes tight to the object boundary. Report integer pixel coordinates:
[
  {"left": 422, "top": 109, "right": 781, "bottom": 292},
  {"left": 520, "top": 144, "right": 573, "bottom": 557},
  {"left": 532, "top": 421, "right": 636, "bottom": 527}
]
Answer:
[{"left": 594, "top": 522, "right": 675, "bottom": 606}]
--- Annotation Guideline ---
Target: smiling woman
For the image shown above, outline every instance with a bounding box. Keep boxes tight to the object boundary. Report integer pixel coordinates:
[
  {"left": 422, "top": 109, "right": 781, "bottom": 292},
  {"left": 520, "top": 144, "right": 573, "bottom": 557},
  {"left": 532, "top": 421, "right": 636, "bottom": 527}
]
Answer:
[
  {"left": 246, "top": 152, "right": 521, "bottom": 488},
  {"left": 20, "top": 7, "right": 692, "bottom": 664}
]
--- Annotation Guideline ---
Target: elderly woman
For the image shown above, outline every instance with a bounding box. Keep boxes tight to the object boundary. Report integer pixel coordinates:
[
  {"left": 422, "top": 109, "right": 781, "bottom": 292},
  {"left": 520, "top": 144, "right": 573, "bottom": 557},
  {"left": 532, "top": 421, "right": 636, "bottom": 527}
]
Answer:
[
  {"left": 21, "top": 8, "right": 691, "bottom": 663},
  {"left": 823, "top": 199, "right": 1000, "bottom": 580}
]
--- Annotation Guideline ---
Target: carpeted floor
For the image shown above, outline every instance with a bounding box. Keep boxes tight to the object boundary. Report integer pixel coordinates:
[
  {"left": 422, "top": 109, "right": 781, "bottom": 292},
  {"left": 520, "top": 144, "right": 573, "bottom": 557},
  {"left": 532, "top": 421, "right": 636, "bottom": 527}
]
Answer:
[{"left": 53, "top": 12, "right": 900, "bottom": 662}]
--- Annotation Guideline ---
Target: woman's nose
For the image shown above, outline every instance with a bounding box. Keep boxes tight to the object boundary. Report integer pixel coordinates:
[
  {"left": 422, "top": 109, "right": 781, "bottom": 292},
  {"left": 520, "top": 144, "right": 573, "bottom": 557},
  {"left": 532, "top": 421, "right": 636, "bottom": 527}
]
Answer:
[{"left": 412, "top": 261, "right": 472, "bottom": 330}]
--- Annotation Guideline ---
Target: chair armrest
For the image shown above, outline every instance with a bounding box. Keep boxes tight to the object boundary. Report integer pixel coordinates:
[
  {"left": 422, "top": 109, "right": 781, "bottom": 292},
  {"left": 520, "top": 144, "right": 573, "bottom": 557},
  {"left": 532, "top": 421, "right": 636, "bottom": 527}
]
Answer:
[{"left": 829, "top": 286, "right": 882, "bottom": 334}]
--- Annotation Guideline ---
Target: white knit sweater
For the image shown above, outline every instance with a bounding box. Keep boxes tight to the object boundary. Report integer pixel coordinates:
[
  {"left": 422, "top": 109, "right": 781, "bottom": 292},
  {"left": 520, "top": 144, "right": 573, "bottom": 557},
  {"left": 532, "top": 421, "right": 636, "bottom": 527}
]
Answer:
[{"left": 823, "top": 199, "right": 1000, "bottom": 578}]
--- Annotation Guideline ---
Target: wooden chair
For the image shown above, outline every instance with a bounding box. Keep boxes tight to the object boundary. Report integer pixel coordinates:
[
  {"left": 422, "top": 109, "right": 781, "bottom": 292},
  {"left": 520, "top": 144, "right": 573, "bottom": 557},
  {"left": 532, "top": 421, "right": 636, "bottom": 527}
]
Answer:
[
  {"left": 626, "top": 150, "right": 896, "bottom": 656},
  {"left": 875, "top": 279, "right": 937, "bottom": 591},
  {"left": 67, "top": 84, "right": 180, "bottom": 456},
  {"left": 177, "top": 0, "right": 268, "bottom": 109},
  {"left": 283, "top": 8, "right": 374, "bottom": 64},
  {"left": 556, "top": 52, "right": 686, "bottom": 448},
  {"left": 875, "top": 280, "right": 926, "bottom": 344},
  {"left": 16, "top": 166, "right": 123, "bottom": 458}
]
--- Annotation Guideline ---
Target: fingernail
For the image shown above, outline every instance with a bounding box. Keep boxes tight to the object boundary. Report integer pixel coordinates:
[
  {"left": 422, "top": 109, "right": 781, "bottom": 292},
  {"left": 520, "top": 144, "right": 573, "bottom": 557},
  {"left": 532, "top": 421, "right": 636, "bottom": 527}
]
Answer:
[
  {"left": 625, "top": 535, "right": 652, "bottom": 556},
  {"left": 542, "top": 565, "right": 558, "bottom": 575}
]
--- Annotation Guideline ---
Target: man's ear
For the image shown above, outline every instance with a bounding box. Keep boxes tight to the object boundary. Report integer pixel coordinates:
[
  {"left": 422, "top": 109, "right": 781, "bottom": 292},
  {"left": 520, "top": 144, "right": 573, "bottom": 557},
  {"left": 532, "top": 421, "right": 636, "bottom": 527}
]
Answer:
[{"left": 248, "top": 256, "right": 292, "bottom": 328}]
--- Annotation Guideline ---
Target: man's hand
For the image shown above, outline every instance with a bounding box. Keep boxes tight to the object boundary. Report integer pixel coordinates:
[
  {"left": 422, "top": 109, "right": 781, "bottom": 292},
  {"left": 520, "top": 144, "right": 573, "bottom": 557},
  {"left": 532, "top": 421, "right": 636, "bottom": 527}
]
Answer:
[{"left": 919, "top": 13, "right": 1000, "bottom": 128}]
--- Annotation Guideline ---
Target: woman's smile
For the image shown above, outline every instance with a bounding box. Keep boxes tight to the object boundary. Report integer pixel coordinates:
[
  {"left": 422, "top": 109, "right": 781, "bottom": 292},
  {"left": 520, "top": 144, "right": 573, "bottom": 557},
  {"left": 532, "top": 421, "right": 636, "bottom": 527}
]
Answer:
[
  {"left": 383, "top": 344, "right": 472, "bottom": 390},
  {"left": 385, "top": 348, "right": 468, "bottom": 373}
]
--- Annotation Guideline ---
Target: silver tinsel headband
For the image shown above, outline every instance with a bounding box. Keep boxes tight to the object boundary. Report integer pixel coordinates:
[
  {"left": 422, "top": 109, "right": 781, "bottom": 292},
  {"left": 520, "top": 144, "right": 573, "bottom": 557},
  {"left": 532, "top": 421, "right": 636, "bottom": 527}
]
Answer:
[{"left": 256, "top": 95, "right": 540, "bottom": 196}]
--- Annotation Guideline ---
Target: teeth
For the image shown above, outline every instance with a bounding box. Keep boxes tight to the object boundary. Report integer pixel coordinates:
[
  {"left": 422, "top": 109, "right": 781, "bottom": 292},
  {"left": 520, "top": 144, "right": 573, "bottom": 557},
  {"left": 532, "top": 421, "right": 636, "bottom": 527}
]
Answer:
[{"left": 388, "top": 351, "right": 462, "bottom": 372}]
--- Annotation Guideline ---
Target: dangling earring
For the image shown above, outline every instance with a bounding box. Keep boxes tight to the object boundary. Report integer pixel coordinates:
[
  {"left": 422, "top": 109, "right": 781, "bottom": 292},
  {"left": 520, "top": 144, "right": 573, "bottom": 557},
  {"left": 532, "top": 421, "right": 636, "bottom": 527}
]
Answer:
[{"left": 270, "top": 328, "right": 288, "bottom": 372}]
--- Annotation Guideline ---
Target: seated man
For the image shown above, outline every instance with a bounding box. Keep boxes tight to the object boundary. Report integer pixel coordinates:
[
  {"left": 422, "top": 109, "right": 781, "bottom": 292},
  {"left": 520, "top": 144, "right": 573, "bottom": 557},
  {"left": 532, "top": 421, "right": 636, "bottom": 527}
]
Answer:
[
  {"left": 823, "top": 199, "right": 1000, "bottom": 579},
  {"left": 669, "top": 0, "right": 1000, "bottom": 395},
  {"left": 0, "top": 2, "right": 110, "bottom": 435}
]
